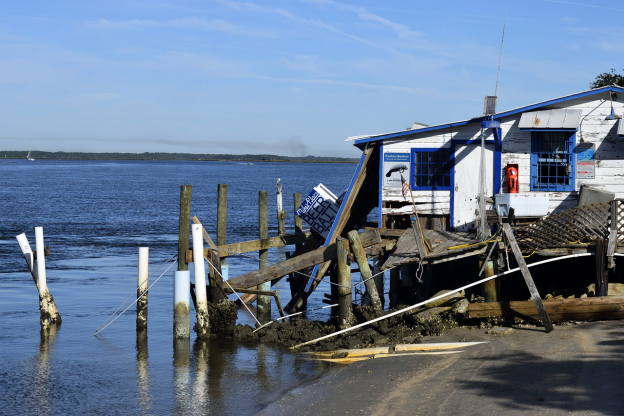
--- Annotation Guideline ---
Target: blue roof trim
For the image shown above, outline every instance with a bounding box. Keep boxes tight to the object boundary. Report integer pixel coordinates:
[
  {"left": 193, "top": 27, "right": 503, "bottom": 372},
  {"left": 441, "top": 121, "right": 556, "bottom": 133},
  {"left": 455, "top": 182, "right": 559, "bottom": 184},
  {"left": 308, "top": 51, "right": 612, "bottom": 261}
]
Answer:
[{"left": 353, "top": 86, "right": 624, "bottom": 146}]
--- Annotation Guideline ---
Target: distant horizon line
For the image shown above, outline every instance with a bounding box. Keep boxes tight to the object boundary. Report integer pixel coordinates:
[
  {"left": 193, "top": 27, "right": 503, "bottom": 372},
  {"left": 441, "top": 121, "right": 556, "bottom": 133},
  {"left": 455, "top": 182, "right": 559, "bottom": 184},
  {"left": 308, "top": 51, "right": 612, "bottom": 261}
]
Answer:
[{"left": 1, "top": 150, "right": 359, "bottom": 163}]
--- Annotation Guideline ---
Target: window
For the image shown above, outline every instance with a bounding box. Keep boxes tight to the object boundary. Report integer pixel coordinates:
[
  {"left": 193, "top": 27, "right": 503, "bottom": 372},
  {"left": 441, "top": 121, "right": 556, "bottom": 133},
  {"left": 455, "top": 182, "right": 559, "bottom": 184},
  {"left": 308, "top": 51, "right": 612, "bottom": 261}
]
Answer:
[
  {"left": 530, "top": 131, "right": 576, "bottom": 192},
  {"left": 410, "top": 148, "right": 452, "bottom": 190}
]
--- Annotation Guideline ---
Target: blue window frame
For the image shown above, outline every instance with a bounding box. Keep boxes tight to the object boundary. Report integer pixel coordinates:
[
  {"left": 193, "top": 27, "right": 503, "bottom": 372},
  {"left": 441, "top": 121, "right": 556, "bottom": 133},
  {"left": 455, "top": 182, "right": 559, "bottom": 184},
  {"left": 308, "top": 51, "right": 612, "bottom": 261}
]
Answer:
[
  {"left": 530, "top": 131, "right": 576, "bottom": 192},
  {"left": 410, "top": 148, "right": 452, "bottom": 190}
]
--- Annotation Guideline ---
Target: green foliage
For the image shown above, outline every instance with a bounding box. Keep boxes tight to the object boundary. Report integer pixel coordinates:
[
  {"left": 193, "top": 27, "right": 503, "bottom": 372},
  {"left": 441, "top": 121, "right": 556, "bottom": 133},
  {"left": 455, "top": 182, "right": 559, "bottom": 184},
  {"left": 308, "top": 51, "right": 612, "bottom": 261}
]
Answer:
[{"left": 590, "top": 68, "right": 624, "bottom": 89}]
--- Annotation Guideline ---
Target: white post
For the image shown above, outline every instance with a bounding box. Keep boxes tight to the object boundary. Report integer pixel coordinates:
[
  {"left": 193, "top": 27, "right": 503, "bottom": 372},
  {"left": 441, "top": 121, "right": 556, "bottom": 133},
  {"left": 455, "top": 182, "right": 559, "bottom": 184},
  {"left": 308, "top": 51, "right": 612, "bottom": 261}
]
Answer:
[
  {"left": 136, "top": 247, "right": 149, "bottom": 330},
  {"left": 174, "top": 270, "right": 191, "bottom": 338},
  {"left": 276, "top": 178, "right": 285, "bottom": 236},
  {"left": 16, "top": 233, "right": 38, "bottom": 287},
  {"left": 32, "top": 227, "right": 61, "bottom": 327},
  {"left": 35, "top": 227, "right": 48, "bottom": 295},
  {"left": 191, "top": 224, "right": 210, "bottom": 338}
]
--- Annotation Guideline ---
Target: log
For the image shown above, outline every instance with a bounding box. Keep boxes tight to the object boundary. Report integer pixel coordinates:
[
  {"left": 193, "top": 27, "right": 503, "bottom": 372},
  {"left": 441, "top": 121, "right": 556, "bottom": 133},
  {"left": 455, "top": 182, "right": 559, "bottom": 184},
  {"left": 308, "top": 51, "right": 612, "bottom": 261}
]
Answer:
[{"left": 467, "top": 297, "right": 624, "bottom": 322}]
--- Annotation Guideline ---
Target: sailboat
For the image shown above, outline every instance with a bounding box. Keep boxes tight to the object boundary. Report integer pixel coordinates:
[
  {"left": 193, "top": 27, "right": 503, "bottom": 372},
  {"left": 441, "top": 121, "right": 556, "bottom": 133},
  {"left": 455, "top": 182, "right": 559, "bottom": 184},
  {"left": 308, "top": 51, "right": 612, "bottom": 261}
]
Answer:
[{"left": 27, "top": 141, "right": 35, "bottom": 161}]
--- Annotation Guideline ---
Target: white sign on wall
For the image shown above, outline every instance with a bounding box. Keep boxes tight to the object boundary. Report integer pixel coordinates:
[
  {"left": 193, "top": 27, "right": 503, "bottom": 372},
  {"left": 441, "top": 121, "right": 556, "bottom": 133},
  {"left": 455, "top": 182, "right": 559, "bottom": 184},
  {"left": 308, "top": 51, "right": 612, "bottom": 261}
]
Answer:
[{"left": 383, "top": 153, "right": 410, "bottom": 188}]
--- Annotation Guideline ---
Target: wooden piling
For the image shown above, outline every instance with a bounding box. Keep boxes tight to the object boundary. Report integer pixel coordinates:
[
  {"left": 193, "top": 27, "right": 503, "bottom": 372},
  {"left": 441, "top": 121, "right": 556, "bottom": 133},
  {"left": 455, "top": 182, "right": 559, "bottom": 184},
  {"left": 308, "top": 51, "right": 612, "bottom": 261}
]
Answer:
[
  {"left": 336, "top": 238, "right": 355, "bottom": 329},
  {"left": 276, "top": 179, "right": 286, "bottom": 237},
  {"left": 257, "top": 190, "right": 271, "bottom": 323},
  {"left": 35, "top": 227, "right": 61, "bottom": 328},
  {"left": 174, "top": 270, "right": 191, "bottom": 339},
  {"left": 347, "top": 230, "right": 388, "bottom": 333},
  {"left": 595, "top": 238, "right": 609, "bottom": 297},
  {"left": 16, "top": 232, "right": 61, "bottom": 326},
  {"left": 289, "top": 193, "right": 306, "bottom": 302},
  {"left": 191, "top": 224, "right": 210, "bottom": 338},
  {"left": 178, "top": 185, "right": 192, "bottom": 272},
  {"left": 136, "top": 247, "right": 149, "bottom": 330},
  {"left": 482, "top": 260, "right": 498, "bottom": 302},
  {"left": 217, "top": 184, "right": 228, "bottom": 247}
]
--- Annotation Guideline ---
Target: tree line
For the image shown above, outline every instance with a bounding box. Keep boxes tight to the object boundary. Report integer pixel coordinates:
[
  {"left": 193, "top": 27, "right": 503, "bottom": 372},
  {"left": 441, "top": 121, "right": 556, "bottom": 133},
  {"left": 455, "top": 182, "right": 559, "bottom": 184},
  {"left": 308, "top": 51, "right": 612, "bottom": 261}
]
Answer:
[{"left": 1, "top": 150, "right": 357, "bottom": 163}]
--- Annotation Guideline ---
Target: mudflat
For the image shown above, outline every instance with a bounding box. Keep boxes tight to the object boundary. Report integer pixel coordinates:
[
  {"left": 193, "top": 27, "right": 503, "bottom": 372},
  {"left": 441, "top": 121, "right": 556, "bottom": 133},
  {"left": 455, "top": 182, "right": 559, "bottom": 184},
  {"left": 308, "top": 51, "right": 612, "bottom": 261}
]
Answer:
[{"left": 260, "top": 320, "right": 624, "bottom": 415}]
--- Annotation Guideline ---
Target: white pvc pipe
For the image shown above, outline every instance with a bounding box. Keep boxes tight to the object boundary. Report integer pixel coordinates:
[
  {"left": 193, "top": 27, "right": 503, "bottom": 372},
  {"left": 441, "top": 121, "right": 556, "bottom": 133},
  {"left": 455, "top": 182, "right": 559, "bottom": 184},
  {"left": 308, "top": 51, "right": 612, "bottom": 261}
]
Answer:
[
  {"left": 191, "top": 224, "right": 208, "bottom": 305},
  {"left": 138, "top": 247, "right": 149, "bottom": 293},
  {"left": 35, "top": 227, "right": 47, "bottom": 295},
  {"left": 174, "top": 270, "right": 191, "bottom": 338},
  {"left": 16, "top": 233, "right": 38, "bottom": 286},
  {"left": 293, "top": 252, "right": 595, "bottom": 349}
]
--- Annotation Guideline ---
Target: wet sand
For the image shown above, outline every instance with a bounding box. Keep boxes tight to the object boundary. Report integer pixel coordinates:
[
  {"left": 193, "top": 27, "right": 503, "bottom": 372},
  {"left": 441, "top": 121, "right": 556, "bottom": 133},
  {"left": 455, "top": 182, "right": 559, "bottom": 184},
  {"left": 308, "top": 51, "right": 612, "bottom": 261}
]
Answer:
[{"left": 260, "top": 320, "right": 624, "bottom": 415}]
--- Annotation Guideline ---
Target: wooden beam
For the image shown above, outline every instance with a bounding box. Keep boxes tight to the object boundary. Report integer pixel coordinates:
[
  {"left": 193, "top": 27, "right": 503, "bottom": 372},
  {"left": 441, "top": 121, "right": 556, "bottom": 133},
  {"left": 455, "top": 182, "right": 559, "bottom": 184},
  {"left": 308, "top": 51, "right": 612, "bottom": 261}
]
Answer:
[
  {"left": 286, "top": 144, "right": 378, "bottom": 312},
  {"left": 227, "top": 242, "right": 338, "bottom": 289},
  {"left": 502, "top": 223, "right": 554, "bottom": 333},
  {"left": 185, "top": 232, "right": 312, "bottom": 262},
  {"left": 467, "top": 297, "right": 624, "bottom": 322}
]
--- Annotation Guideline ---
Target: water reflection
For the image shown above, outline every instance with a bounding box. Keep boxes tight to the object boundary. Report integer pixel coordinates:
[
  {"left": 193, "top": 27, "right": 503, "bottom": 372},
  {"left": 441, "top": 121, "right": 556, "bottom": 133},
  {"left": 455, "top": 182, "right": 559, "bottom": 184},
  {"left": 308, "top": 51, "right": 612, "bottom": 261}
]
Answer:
[
  {"left": 191, "top": 339, "right": 210, "bottom": 413},
  {"left": 256, "top": 344, "right": 271, "bottom": 391},
  {"left": 34, "top": 324, "right": 58, "bottom": 415},
  {"left": 135, "top": 329, "right": 152, "bottom": 415},
  {"left": 173, "top": 337, "right": 191, "bottom": 414}
]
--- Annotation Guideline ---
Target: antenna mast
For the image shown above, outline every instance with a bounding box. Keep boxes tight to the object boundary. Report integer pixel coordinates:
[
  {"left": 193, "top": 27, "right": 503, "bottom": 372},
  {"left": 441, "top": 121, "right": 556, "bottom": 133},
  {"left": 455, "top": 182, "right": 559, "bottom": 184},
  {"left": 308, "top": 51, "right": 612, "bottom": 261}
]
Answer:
[{"left": 495, "top": 9, "right": 507, "bottom": 97}]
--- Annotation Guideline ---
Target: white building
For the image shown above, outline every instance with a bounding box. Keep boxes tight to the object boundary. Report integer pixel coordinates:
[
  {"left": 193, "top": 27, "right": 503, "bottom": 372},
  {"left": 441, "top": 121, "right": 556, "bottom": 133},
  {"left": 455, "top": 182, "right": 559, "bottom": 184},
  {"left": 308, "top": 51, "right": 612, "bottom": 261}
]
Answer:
[{"left": 348, "top": 86, "right": 624, "bottom": 231}]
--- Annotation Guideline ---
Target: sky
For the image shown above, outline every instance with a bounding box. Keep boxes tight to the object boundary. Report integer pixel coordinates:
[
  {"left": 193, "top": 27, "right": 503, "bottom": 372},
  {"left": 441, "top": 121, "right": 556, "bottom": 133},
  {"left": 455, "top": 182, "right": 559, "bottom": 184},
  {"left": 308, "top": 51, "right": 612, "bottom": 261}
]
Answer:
[{"left": 0, "top": 0, "right": 622, "bottom": 158}]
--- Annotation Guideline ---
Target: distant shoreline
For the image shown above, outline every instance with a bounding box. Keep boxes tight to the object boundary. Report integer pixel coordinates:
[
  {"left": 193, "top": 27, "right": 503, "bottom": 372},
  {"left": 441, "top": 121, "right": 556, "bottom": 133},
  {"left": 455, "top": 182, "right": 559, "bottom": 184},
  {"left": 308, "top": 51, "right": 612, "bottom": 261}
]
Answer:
[{"left": 0, "top": 151, "right": 359, "bottom": 164}]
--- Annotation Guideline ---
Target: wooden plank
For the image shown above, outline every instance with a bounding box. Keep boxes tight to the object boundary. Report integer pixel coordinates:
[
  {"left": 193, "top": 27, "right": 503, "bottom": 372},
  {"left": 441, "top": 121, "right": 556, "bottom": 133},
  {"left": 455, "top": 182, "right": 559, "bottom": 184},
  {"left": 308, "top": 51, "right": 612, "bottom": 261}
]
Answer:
[
  {"left": 228, "top": 242, "right": 338, "bottom": 289},
  {"left": 502, "top": 223, "right": 554, "bottom": 333},
  {"left": 185, "top": 232, "right": 312, "bottom": 261},
  {"left": 467, "top": 297, "right": 624, "bottom": 321},
  {"left": 285, "top": 145, "right": 378, "bottom": 312}
]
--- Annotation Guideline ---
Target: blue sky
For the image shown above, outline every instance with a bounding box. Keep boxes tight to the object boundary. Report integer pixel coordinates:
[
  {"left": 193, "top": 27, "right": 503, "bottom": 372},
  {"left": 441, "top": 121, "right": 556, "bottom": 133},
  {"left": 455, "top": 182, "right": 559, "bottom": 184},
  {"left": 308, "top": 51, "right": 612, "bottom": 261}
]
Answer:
[{"left": 0, "top": 0, "right": 622, "bottom": 158}]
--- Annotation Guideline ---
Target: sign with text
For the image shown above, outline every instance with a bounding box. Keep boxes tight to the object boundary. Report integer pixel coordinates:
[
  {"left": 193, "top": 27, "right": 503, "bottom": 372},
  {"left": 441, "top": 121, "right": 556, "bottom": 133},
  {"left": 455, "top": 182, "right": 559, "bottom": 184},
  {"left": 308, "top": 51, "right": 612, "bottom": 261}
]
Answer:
[
  {"left": 577, "top": 143, "right": 595, "bottom": 179},
  {"left": 383, "top": 152, "right": 410, "bottom": 188},
  {"left": 295, "top": 184, "right": 339, "bottom": 238}
]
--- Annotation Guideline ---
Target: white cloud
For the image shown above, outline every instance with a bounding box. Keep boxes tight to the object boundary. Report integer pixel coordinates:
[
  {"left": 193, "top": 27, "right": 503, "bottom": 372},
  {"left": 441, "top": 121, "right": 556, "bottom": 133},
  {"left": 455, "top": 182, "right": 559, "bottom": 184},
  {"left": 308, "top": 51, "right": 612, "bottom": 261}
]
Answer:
[{"left": 91, "top": 17, "right": 263, "bottom": 36}]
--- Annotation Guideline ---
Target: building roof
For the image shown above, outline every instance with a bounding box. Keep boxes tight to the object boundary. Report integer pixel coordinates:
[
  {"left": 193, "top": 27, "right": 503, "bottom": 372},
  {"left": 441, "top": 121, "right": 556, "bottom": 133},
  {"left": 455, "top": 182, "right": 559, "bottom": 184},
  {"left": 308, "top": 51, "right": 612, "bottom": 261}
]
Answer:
[{"left": 348, "top": 85, "right": 624, "bottom": 148}]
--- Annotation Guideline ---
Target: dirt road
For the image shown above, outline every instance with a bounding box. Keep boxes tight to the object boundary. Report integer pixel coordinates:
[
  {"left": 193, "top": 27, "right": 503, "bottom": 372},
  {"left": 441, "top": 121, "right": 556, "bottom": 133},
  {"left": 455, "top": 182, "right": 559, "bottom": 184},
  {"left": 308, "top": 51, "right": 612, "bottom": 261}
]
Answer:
[{"left": 260, "top": 320, "right": 624, "bottom": 415}]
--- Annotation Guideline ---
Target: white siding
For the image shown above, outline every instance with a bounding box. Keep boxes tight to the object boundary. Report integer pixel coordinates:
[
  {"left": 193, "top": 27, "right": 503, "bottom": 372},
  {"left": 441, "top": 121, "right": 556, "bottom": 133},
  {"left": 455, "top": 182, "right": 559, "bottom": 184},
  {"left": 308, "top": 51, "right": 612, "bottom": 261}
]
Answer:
[{"left": 380, "top": 94, "right": 624, "bottom": 218}]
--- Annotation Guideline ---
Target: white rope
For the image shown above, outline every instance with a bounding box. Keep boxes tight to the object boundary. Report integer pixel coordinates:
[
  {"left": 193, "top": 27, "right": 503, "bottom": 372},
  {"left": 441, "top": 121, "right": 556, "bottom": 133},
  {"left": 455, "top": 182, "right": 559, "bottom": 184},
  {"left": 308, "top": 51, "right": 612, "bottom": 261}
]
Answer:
[
  {"left": 205, "top": 255, "right": 262, "bottom": 327},
  {"left": 253, "top": 304, "right": 338, "bottom": 333},
  {"left": 95, "top": 256, "right": 177, "bottom": 336},
  {"left": 292, "top": 252, "right": 595, "bottom": 349},
  {"left": 95, "top": 253, "right": 178, "bottom": 333}
]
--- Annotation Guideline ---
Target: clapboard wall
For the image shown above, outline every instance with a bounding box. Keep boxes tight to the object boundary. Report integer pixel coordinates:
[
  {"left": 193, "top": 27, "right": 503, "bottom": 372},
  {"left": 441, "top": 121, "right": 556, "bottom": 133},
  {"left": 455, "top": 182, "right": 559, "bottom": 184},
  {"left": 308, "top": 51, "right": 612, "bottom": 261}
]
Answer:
[{"left": 379, "top": 90, "right": 624, "bottom": 219}]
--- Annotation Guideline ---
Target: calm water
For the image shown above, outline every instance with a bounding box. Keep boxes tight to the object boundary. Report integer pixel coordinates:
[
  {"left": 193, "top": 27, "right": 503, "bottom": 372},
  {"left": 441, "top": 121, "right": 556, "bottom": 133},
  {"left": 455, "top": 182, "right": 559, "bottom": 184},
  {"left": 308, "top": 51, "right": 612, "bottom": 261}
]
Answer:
[{"left": 0, "top": 159, "right": 356, "bottom": 415}]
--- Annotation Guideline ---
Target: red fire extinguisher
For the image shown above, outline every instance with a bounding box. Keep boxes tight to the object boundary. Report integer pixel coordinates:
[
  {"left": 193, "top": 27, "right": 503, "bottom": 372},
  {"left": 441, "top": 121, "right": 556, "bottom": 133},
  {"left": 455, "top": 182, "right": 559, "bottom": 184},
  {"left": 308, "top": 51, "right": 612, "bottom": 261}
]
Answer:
[{"left": 507, "top": 164, "right": 519, "bottom": 193}]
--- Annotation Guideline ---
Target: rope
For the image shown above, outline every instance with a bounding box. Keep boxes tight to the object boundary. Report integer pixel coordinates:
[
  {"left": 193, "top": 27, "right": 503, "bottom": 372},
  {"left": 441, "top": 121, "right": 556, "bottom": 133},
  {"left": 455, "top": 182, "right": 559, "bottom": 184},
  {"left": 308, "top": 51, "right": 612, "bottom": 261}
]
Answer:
[
  {"left": 95, "top": 253, "right": 178, "bottom": 333},
  {"left": 95, "top": 256, "right": 177, "bottom": 336},
  {"left": 292, "top": 252, "right": 596, "bottom": 349}
]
